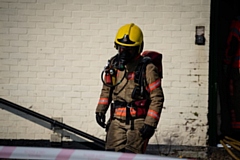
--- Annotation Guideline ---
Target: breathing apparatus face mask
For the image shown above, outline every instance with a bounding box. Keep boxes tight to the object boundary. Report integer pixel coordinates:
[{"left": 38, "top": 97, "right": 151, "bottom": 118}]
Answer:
[{"left": 117, "top": 46, "right": 138, "bottom": 71}]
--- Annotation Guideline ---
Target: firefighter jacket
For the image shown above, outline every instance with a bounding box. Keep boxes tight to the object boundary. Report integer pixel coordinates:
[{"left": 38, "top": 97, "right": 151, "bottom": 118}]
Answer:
[
  {"left": 96, "top": 56, "right": 164, "bottom": 128},
  {"left": 224, "top": 16, "right": 240, "bottom": 69}
]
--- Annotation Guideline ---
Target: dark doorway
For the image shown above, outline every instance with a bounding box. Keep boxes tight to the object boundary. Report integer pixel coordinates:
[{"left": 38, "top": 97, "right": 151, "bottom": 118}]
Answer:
[{"left": 209, "top": 0, "right": 240, "bottom": 146}]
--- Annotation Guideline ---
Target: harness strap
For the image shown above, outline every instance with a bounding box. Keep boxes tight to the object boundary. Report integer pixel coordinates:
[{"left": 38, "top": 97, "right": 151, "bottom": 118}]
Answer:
[
  {"left": 126, "top": 103, "right": 135, "bottom": 129},
  {"left": 133, "top": 57, "right": 151, "bottom": 99}
]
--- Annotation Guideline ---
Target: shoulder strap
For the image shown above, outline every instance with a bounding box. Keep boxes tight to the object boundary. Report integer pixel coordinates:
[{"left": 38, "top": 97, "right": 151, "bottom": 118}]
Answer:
[{"left": 133, "top": 57, "right": 152, "bottom": 97}]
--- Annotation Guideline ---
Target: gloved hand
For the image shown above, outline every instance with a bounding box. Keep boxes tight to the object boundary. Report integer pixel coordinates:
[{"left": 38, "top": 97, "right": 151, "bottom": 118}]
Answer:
[
  {"left": 139, "top": 124, "right": 155, "bottom": 139},
  {"left": 95, "top": 112, "right": 106, "bottom": 128}
]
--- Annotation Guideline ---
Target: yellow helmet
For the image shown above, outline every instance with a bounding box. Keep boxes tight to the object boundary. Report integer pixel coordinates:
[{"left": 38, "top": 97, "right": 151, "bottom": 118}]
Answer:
[{"left": 114, "top": 23, "right": 144, "bottom": 53}]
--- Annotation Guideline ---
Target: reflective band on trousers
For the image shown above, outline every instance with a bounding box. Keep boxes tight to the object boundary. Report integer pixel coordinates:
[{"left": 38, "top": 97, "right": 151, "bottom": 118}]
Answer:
[{"left": 98, "top": 97, "right": 109, "bottom": 105}]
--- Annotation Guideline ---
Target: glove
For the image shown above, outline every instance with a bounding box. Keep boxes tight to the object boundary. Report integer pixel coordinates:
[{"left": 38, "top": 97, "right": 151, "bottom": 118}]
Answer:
[
  {"left": 96, "top": 112, "right": 106, "bottom": 128},
  {"left": 139, "top": 124, "right": 155, "bottom": 139}
]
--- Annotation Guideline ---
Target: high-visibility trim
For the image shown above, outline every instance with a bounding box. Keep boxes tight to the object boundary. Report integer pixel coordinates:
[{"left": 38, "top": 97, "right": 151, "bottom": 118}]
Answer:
[
  {"left": 146, "top": 78, "right": 161, "bottom": 92},
  {"left": 114, "top": 107, "right": 136, "bottom": 117},
  {"left": 147, "top": 109, "right": 160, "bottom": 120},
  {"left": 98, "top": 98, "right": 109, "bottom": 105}
]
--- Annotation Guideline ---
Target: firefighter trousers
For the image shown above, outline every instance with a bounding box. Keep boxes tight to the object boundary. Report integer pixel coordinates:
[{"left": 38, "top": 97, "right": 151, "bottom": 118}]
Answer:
[{"left": 105, "top": 118, "right": 149, "bottom": 154}]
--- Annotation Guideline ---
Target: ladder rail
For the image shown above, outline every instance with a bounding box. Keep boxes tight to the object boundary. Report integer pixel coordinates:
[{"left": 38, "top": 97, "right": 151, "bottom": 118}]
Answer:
[{"left": 0, "top": 98, "right": 105, "bottom": 150}]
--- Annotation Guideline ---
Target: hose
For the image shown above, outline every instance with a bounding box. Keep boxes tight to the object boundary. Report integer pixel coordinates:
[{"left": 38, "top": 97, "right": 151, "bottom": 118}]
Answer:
[
  {"left": 220, "top": 136, "right": 240, "bottom": 160},
  {"left": 101, "top": 68, "right": 126, "bottom": 88}
]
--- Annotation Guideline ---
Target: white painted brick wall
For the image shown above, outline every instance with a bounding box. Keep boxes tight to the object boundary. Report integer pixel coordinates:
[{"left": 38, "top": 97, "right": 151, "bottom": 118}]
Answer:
[{"left": 0, "top": 0, "right": 210, "bottom": 146}]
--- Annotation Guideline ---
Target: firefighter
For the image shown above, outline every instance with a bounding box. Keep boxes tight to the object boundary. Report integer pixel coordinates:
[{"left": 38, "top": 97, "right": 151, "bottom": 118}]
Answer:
[
  {"left": 224, "top": 16, "right": 240, "bottom": 135},
  {"left": 95, "top": 23, "right": 164, "bottom": 153}
]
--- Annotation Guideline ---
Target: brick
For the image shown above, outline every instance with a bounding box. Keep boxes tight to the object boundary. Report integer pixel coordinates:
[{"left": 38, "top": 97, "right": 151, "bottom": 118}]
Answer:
[
  {"left": 37, "top": 72, "right": 54, "bottom": 78},
  {"left": 19, "top": 35, "right": 37, "bottom": 41},
  {"left": 173, "top": 18, "right": 191, "bottom": 25},
  {"left": 36, "top": 10, "right": 53, "bottom": 16},
  {"left": 10, "top": 40, "right": 28, "bottom": 47},
  {"left": 100, "top": 5, "right": 117, "bottom": 11},
  {"left": 18, "top": 10, "right": 36, "bottom": 16},
  {"left": 9, "top": 15, "right": 27, "bottom": 22},
  {"left": 45, "top": 4, "right": 63, "bottom": 10},
  {"left": 55, "top": 60, "right": 72, "bottom": 66},
  {"left": 19, "top": 71, "right": 37, "bottom": 78},
  {"left": 37, "top": 48, "right": 54, "bottom": 54},
  {"left": 47, "top": 66, "right": 65, "bottom": 72},
  {"left": 54, "top": 85, "right": 71, "bottom": 91},
  {"left": 27, "top": 3, "right": 45, "bottom": 10},
  {"left": 46, "top": 41, "right": 64, "bottom": 47},
  {"left": 1, "top": 34, "right": 18, "bottom": 40},
  {"left": 11, "top": 90, "right": 28, "bottom": 96},
  {"left": 0, "top": 89, "right": 9, "bottom": 96},
  {"left": 18, "top": 22, "right": 36, "bottom": 28},
  {"left": 0, "top": 2, "right": 8, "bottom": 9},
  {"left": 54, "top": 10, "right": 71, "bottom": 17},
  {"left": 64, "top": 92, "right": 81, "bottom": 98},
  {"left": 0, "top": 15, "right": 8, "bottom": 21},
  {"left": 45, "top": 78, "right": 64, "bottom": 85},
  {"left": 54, "top": 23, "right": 71, "bottom": 29},
  {"left": 0, "top": 64, "right": 9, "bottom": 71},
  {"left": 0, "top": 8, "right": 17, "bottom": 15},
  {"left": 64, "top": 17, "right": 81, "bottom": 23},
  {"left": 54, "top": 97, "right": 71, "bottom": 104},
  {"left": 10, "top": 78, "right": 28, "bottom": 84},
  {"left": 1, "top": 71, "right": 18, "bottom": 78},
  {"left": 0, "top": 39, "right": 9, "bottom": 46},
  {"left": 37, "top": 35, "right": 54, "bottom": 41},
  {"left": 63, "top": 78, "right": 81, "bottom": 85},
  {"left": 10, "top": 66, "right": 28, "bottom": 71},
  {"left": 28, "top": 41, "right": 45, "bottom": 47},
  {"left": 55, "top": 72, "right": 72, "bottom": 79},
  {"left": 28, "top": 78, "right": 45, "bottom": 84},
  {"left": 19, "top": 47, "right": 37, "bottom": 53},
  {"left": 28, "top": 28, "right": 45, "bottom": 35},
  {"left": 28, "top": 16, "right": 45, "bottom": 22},
  {"left": 46, "top": 91, "right": 64, "bottom": 97},
  {"left": 10, "top": 52, "right": 27, "bottom": 59},
  {"left": 46, "top": 29, "right": 63, "bottom": 35}
]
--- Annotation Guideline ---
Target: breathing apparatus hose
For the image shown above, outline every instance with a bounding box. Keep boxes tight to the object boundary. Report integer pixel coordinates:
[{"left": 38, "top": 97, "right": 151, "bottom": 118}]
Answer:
[
  {"left": 100, "top": 53, "right": 128, "bottom": 88},
  {"left": 220, "top": 136, "right": 240, "bottom": 160},
  {"left": 101, "top": 67, "right": 126, "bottom": 88}
]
